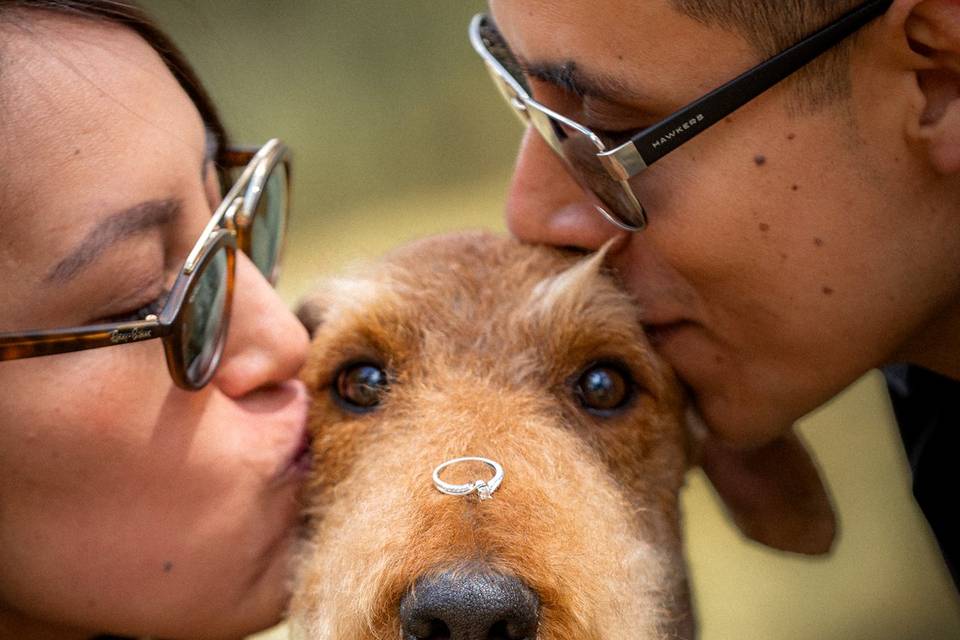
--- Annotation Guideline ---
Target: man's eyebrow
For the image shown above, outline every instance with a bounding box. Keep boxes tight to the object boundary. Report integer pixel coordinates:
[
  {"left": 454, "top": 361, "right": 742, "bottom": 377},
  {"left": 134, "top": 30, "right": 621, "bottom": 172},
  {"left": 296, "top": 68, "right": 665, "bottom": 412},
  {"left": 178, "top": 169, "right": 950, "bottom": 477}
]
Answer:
[
  {"left": 483, "top": 18, "right": 647, "bottom": 104},
  {"left": 46, "top": 198, "right": 181, "bottom": 284},
  {"left": 522, "top": 59, "right": 649, "bottom": 104}
]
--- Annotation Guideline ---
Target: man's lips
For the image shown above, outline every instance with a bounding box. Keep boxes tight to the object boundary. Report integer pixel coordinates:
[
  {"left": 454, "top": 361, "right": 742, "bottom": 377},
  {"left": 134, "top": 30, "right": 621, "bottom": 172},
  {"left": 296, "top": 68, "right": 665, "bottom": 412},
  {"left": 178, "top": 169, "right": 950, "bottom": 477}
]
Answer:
[
  {"left": 642, "top": 320, "right": 726, "bottom": 392},
  {"left": 644, "top": 320, "right": 695, "bottom": 348}
]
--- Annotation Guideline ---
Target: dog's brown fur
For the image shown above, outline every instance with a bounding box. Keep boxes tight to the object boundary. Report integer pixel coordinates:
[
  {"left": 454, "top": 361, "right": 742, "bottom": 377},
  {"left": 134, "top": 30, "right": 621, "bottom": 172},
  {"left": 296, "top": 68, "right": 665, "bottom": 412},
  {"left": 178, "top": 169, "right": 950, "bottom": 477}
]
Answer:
[{"left": 291, "top": 232, "right": 698, "bottom": 639}]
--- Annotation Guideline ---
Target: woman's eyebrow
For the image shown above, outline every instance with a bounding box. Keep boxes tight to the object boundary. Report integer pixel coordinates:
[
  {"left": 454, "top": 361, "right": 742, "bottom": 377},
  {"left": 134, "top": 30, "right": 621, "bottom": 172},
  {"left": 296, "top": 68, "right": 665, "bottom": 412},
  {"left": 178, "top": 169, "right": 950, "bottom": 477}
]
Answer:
[{"left": 45, "top": 198, "right": 181, "bottom": 284}]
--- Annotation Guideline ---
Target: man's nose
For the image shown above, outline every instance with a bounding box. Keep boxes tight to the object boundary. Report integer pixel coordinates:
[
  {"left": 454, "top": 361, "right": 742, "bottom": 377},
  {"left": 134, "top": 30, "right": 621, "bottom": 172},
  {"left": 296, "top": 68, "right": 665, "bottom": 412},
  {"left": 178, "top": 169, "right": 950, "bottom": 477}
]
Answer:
[
  {"left": 213, "top": 254, "right": 309, "bottom": 398},
  {"left": 505, "top": 128, "right": 627, "bottom": 252}
]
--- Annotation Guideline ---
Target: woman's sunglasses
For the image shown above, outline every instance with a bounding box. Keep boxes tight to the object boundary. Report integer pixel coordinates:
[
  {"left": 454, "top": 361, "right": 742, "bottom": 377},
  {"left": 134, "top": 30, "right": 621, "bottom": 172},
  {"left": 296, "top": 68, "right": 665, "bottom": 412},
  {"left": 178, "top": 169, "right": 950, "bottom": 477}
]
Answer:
[
  {"left": 0, "top": 139, "right": 290, "bottom": 390},
  {"left": 470, "top": 0, "right": 892, "bottom": 231}
]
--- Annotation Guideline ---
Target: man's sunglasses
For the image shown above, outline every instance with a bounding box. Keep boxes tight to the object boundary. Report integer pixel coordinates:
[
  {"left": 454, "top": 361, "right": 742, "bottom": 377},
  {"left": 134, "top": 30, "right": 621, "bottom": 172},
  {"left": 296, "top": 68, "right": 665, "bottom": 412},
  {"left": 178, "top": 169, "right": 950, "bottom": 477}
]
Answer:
[
  {"left": 470, "top": 0, "right": 892, "bottom": 231},
  {"left": 0, "top": 139, "right": 290, "bottom": 390}
]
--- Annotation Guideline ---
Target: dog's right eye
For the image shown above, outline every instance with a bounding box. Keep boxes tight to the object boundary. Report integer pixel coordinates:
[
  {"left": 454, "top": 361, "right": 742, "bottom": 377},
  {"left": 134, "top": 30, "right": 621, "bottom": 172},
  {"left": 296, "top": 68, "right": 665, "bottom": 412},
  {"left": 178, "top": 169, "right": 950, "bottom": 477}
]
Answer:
[{"left": 334, "top": 363, "right": 388, "bottom": 412}]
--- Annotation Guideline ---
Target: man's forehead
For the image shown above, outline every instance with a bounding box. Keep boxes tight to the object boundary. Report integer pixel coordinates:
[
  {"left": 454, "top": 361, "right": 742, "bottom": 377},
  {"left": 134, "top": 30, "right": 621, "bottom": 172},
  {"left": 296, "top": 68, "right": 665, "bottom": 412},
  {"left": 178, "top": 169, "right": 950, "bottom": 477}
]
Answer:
[{"left": 487, "top": 0, "right": 758, "bottom": 105}]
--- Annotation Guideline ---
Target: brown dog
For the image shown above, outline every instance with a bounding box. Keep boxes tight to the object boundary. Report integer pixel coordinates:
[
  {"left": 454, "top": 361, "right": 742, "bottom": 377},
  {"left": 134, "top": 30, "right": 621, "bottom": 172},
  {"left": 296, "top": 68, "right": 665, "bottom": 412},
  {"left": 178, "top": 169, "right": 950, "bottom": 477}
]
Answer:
[{"left": 290, "top": 231, "right": 832, "bottom": 640}]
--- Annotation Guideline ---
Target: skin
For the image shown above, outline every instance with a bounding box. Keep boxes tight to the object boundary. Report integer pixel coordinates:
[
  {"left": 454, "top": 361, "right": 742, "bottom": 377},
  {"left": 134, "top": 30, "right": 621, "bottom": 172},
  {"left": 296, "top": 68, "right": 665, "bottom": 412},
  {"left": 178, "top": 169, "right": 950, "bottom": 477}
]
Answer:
[
  {"left": 488, "top": 0, "right": 960, "bottom": 551},
  {"left": 0, "top": 12, "right": 310, "bottom": 640},
  {"left": 489, "top": 0, "right": 960, "bottom": 446}
]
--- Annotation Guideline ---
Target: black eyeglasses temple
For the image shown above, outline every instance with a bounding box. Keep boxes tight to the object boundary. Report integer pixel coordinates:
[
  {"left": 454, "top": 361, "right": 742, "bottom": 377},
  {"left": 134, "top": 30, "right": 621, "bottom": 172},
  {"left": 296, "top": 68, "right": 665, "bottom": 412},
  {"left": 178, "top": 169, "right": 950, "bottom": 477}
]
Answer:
[{"left": 630, "top": 0, "right": 893, "bottom": 166}]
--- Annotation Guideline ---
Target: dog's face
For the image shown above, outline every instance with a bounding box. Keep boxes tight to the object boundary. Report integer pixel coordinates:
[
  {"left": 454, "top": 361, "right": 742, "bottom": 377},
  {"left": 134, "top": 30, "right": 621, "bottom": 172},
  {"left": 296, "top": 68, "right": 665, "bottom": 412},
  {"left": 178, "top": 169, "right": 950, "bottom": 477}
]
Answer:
[{"left": 292, "top": 232, "right": 695, "bottom": 640}]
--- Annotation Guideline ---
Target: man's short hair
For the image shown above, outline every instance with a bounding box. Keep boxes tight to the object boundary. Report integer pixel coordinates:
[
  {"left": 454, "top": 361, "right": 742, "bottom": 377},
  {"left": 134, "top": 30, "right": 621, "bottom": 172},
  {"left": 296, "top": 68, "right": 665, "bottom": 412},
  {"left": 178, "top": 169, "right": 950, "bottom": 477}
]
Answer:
[{"left": 671, "top": 0, "right": 863, "bottom": 112}]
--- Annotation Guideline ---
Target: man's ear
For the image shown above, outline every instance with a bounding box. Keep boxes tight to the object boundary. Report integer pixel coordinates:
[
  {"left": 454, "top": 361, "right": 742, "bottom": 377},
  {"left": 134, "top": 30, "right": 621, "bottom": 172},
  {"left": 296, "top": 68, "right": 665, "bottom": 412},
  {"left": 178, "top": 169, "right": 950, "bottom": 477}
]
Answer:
[
  {"left": 689, "top": 412, "right": 837, "bottom": 555},
  {"left": 896, "top": 0, "right": 960, "bottom": 173}
]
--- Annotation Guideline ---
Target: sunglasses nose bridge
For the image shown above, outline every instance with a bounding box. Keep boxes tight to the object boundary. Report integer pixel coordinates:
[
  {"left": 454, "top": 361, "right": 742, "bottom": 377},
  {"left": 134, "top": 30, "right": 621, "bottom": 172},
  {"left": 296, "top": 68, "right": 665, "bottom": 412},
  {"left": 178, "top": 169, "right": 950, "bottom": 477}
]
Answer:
[{"left": 224, "top": 196, "right": 247, "bottom": 231}]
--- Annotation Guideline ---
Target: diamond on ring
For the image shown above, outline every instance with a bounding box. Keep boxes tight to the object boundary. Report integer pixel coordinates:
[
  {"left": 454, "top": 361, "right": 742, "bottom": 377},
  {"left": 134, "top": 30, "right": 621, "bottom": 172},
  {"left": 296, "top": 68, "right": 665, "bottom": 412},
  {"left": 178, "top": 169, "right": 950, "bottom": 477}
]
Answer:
[
  {"left": 474, "top": 480, "right": 493, "bottom": 501},
  {"left": 432, "top": 457, "right": 503, "bottom": 500}
]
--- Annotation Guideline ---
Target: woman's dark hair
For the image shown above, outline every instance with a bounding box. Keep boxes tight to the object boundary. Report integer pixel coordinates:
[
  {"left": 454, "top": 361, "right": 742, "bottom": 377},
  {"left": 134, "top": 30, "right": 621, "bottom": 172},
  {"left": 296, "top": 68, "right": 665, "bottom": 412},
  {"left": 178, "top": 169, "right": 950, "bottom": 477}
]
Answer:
[{"left": 0, "top": 0, "right": 229, "bottom": 154}]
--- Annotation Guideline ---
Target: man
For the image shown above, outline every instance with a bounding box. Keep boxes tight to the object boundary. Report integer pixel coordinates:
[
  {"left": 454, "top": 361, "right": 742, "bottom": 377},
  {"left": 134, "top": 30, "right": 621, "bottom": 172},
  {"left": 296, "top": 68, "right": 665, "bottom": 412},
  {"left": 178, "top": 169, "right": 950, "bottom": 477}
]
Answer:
[{"left": 477, "top": 0, "right": 958, "bottom": 583}]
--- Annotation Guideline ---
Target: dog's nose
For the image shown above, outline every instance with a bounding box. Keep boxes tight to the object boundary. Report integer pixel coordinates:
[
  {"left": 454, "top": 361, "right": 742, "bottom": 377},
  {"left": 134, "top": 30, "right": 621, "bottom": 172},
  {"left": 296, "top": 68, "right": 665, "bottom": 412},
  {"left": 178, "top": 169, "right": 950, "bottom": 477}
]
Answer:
[{"left": 399, "top": 568, "right": 539, "bottom": 640}]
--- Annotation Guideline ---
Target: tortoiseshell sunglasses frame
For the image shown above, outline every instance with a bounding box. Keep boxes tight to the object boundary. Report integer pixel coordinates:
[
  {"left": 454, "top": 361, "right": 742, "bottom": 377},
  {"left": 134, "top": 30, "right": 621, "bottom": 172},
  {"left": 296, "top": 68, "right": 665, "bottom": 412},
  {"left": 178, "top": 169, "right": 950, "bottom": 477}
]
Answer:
[{"left": 0, "top": 139, "right": 291, "bottom": 390}]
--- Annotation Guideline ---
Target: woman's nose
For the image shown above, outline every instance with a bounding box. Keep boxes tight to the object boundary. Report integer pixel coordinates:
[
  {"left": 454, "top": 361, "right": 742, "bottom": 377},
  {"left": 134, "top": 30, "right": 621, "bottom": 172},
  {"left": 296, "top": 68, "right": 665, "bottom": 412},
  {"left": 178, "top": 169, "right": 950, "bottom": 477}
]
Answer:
[
  {"left": 213, "top": 254, "right": 309, "bottom": 398},
  {"left": 505, "top": 128, "right": 628, "bottom": 252}
]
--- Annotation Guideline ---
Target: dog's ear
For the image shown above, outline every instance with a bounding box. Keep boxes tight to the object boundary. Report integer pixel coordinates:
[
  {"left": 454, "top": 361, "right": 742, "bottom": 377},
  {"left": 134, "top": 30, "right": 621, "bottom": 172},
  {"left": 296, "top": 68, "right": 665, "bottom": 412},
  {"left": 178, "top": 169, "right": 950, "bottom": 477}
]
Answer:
[
  {"left": 295, "top": 291, "right": 327, "bottom": 337},
  {"left": 687, "top": 410, "right": 837, "bottom": 555},
  {"left": 295, "top": 275, "right": 381, "bottom": 337}
]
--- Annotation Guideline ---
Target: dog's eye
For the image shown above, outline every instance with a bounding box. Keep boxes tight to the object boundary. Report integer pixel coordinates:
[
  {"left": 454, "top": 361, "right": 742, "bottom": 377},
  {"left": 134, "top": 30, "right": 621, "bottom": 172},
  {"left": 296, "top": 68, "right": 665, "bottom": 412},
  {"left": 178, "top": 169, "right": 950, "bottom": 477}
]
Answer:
[
  {"left": 574, "top": 362, "right": 634, "bottom": 414},
  {"left": 334, "top": 363, "right": 388, "bottom": 411}
]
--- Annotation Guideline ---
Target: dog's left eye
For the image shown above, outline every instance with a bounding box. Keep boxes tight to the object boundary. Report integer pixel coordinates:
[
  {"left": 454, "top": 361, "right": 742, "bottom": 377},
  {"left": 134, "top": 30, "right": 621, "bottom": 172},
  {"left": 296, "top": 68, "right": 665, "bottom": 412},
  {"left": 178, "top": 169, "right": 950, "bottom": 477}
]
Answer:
[
  {"left": 334, "top": 363, "right": 388, "bottom": 411},
  {"left": 574, "top": 362, "right": 634, "bottom": 414}
]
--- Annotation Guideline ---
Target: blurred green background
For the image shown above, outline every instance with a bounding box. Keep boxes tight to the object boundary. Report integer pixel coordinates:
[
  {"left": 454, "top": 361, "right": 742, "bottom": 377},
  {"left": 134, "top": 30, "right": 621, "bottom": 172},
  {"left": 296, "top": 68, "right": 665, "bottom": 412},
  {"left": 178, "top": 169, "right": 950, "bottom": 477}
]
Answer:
[{"left": 141, "top": 2, "right": 960, "bottom": 638}]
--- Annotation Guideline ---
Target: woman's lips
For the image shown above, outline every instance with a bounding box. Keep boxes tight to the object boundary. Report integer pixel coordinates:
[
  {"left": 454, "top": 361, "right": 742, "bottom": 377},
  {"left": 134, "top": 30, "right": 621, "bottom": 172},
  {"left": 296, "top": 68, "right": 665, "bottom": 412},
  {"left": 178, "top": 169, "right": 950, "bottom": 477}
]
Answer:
[
  {"left": 289, "top": 428, "right": 313, "bottom": 473},
  {"left": 274, "top": 425, "right": 313, "bottom": 486},
  {"left": 267, "top": 381, "right": 313, "bottom": 486}
]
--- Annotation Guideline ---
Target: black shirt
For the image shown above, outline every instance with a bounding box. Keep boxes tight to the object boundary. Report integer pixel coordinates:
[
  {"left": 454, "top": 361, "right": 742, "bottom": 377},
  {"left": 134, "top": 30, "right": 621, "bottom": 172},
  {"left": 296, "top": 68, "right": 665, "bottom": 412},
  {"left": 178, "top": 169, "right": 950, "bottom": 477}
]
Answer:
[{"left": 884, "top": 363, "right": 958, "bottom": 589}]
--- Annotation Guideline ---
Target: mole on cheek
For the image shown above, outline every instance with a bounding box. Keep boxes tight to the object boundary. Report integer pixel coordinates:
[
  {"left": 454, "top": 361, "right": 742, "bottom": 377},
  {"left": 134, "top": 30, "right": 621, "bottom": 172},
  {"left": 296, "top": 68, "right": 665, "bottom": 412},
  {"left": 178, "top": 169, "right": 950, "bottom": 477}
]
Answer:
[
  {"left": 813, "top": 238, "right": 824, "bottom": 247},
  {"left": 759, "top": 222, "right": 770, "bottom": 232},
  {"left": 163, "top": 561, "right": 173, "bottom": 573},
  {"left": 822, "top": 286, "right": 834, "bottom": 296},
  {"left": 754, "top": 154, "right": 766, "bottom": 166}
]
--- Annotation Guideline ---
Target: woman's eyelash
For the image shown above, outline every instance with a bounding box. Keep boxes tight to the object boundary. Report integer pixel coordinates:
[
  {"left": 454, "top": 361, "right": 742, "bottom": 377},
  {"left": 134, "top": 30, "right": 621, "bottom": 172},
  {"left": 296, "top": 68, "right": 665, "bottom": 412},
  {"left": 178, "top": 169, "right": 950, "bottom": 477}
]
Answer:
[{"left": 100, "top": 290, "right": 171, "bottom": 324}]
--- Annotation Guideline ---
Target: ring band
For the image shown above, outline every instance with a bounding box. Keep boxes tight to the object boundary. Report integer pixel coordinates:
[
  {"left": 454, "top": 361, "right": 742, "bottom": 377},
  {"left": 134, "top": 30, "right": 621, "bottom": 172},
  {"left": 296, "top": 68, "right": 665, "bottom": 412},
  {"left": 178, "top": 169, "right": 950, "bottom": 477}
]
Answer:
[{"left": 432, "top": 456, "right": 504, "bottom": 501}]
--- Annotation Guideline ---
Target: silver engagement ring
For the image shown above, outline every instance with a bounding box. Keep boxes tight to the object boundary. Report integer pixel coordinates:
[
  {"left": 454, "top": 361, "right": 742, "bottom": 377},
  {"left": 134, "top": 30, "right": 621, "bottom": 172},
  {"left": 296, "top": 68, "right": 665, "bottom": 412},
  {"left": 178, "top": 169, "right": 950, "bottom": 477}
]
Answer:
[{"left": 432, "top": 456, "right": 504, "bottom": 501}]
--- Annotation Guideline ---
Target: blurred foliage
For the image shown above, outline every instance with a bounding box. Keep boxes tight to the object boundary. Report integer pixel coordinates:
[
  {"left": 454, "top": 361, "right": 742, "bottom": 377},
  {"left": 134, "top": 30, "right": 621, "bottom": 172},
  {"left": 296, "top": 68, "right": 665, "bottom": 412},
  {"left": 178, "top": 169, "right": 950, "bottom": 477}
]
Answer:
[{"left": 142, "top": 0, "right": 512, "bottom": 224}]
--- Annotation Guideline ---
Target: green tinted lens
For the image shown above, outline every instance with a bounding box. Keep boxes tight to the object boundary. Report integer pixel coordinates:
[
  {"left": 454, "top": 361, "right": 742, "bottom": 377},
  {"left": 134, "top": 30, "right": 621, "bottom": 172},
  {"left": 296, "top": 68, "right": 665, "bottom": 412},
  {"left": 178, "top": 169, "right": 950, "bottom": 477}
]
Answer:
[
  {"left": 181, "top": 246, "right": 229, "bottom": 386},
  {"left": 250, "top": 162, "right": 287, "bottom": 283}
]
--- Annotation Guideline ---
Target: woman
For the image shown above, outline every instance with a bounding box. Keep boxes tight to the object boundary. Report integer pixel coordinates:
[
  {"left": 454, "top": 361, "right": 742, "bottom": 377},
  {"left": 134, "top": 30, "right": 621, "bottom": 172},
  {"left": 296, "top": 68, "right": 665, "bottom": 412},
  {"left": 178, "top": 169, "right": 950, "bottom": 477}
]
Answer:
[{"left": 0, "top": 1, "right": 312, "bottom": 637}]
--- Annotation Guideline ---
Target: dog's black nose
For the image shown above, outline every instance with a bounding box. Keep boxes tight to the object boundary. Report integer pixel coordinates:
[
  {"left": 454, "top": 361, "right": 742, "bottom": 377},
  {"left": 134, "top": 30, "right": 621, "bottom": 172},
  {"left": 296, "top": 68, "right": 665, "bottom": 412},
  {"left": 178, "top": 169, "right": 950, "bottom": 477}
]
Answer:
[{"left": 400, "top": 568, "right": 539, "bottom": 640}]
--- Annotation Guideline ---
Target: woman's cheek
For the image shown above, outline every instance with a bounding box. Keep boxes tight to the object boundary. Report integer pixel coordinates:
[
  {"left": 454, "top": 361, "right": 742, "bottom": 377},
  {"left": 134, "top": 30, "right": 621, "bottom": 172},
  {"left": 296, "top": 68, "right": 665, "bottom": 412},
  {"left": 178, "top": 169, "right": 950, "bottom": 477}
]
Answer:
[{"left": 0, "top": 343, "right": 172, "bottom": 485}]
